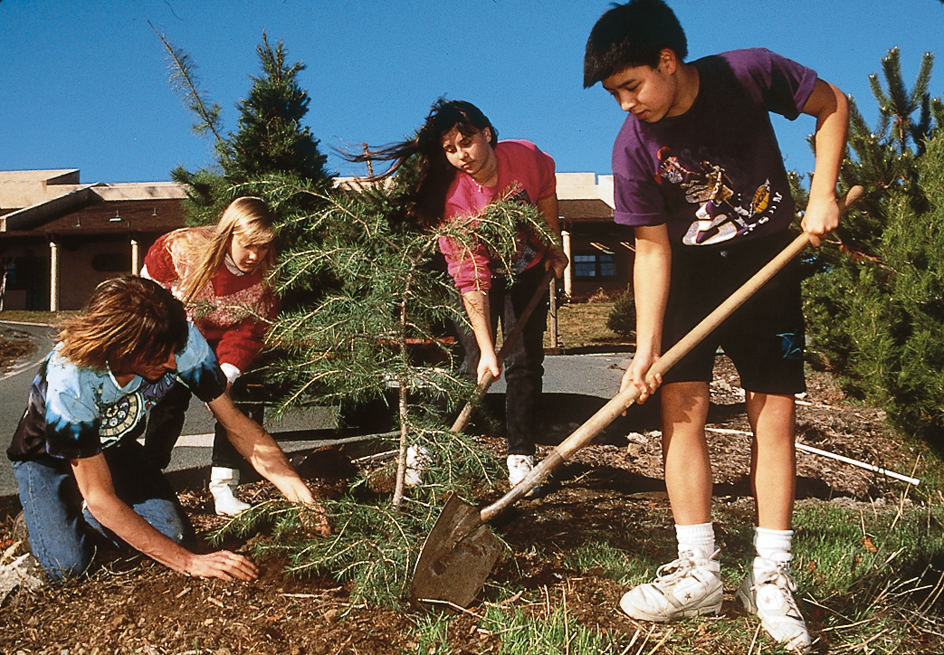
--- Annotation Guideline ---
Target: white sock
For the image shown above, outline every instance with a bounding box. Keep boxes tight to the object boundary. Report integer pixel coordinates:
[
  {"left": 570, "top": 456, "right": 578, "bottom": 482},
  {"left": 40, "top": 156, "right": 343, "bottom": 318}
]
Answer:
[
  {"left": 754, "top": 526, "right": 794, "bottom": 562},
  {"left": 676, "top": 522, "right": 715, "bottom": 559}
]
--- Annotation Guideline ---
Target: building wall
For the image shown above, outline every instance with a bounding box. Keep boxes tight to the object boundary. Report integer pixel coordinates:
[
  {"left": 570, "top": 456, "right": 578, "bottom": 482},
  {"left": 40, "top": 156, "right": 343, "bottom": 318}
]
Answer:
[
  {"left": 0, "top": 246, "right": 49, "bottom": 311},
  {"left": 0, "top": 233, "right": 163, "bottom": 311},
  {"left": 57, "top": 235, "right": 133, "bottom": 310}
]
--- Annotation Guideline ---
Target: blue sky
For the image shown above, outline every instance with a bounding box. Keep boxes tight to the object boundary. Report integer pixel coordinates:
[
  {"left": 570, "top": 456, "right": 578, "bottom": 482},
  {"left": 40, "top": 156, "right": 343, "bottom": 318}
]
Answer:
[{"left": 2, "top": 1, "right": 942, "bottom": 186}]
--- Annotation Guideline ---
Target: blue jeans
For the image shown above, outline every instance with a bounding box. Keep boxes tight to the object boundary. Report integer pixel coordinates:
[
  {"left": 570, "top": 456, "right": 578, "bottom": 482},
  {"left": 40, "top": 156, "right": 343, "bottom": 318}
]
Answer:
[{"left": 12, "top": 441, "right": 194, "bottom": 581}]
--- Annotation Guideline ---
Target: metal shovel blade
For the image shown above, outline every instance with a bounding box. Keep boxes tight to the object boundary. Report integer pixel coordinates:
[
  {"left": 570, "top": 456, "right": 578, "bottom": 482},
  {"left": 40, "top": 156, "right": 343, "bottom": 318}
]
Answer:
[{"left": 409, "top": 492, "right": 502, "bottom": 608}]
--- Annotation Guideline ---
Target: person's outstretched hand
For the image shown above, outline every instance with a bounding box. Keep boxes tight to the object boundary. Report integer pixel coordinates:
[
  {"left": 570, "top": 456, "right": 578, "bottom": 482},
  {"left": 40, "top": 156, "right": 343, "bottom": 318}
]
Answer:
[{"left": 183, "top": 550, "right": 259, "bottom": 582}]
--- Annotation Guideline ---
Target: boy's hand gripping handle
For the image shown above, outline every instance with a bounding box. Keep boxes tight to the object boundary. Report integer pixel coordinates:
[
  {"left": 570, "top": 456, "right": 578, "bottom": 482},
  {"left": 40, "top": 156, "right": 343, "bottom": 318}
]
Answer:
[{"left": 481, "top": 185, "right": 864, "bottom": 521}]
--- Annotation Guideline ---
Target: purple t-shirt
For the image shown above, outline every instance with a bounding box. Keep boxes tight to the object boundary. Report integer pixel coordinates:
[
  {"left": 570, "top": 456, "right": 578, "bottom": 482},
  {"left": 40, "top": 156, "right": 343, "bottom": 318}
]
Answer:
[{"left": 612, "top": 48, "right": 818, "bottom": 247}]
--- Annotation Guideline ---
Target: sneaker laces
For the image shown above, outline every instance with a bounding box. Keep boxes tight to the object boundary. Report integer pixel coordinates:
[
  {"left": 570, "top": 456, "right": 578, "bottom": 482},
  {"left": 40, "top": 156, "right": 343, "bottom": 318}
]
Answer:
[
  {"left": 653, "top": 549, "right": 718, "bottom": 586},
  {"left": 752, "top": 557, "right": 802, "bottom": 616},
  {"left": 653, "top": 558, "right": 696, "bottom": 586}
]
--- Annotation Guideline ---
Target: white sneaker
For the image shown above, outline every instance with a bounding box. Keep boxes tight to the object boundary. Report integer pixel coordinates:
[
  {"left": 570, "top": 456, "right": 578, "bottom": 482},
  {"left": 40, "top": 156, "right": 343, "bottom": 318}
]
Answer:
[
  {"left": 507, "top": 454, "right": 539, "bottom": 496},
  {"left": 209, "top": 467, "right": 252, "bottom": 517},
  {"left": 619, "top": 549, "right": 723, "bottom": 622},
  {"left": 404, "top": 445, "right": 432, "bottom": 488},
  {"left": 737, "top": 555, "right": 811, "bottom": 653}
]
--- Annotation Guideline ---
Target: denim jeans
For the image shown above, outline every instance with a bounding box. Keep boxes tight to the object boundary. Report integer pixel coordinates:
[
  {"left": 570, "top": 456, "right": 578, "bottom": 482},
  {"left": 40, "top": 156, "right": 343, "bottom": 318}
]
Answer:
[
  {"left": 456, "top": 263, "right": 549, "bottom": 456},
  {"left": 12, "top": 441, "right": 194, "bottom": 581}
]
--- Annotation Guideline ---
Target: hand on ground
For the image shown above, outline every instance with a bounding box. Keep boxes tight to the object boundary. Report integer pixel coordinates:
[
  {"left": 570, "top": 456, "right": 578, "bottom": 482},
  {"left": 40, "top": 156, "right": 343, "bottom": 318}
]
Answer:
[
  {"left": 184, "top": 550, "right": 259, "bottom": 582},
  {"left": 302, "top": 504, "right": 332, "bottom": 537}
]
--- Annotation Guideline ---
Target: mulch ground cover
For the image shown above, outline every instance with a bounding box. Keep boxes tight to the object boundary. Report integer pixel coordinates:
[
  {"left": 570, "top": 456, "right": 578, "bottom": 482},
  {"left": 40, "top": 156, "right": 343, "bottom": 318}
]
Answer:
[{"left": 0, "top": 355, "right": 938, "bottom": 654}]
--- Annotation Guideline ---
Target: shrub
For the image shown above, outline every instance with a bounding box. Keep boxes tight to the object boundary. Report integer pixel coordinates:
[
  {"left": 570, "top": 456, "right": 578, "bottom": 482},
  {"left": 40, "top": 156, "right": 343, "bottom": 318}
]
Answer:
[
  {"left": 606, "top": 289, "right": 635, "bottom": 338},
  {"left": 806, "top": 134, "right": 944, "bottom": 447}
]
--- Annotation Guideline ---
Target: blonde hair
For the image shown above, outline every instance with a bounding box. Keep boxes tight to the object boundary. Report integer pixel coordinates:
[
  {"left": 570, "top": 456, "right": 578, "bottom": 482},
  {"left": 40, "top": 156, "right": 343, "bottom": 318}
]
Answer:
[
  {"left": 58, "top": 276, "right": 189, "bottom": 373},
  {"left": 176, "top": 197, "right": 277, "bottom": 304}
]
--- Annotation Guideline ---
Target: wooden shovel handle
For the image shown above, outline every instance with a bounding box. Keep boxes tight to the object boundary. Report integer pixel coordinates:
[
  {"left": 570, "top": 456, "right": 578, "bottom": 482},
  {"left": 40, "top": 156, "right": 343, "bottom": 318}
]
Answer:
[
  {"left": 451, "top": 267, "right": 556, "bottom": 433},
  {"left": 480, "top": 186, "right": 864, "bottom": 522}
]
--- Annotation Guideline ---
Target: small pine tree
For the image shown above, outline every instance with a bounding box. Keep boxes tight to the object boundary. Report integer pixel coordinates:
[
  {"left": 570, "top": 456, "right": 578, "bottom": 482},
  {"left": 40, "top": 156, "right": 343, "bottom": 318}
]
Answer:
[
  {"left": 212, "top": 184, "right": 559, "bottom": 603},
  {"left": 606, "top": 287, "right": 636, "bottom": 338},
  {"left": 265, "top": 180, "right": 556, "bottom": 504},
  {"left": 218, "top": 33, "right": 329, "bottom": 185}
]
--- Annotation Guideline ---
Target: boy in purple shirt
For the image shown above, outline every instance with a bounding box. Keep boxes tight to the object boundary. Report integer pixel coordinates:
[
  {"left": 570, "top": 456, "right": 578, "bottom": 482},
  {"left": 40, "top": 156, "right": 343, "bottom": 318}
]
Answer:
[{"left": 584, "top": 1, "right": 848, "bottom": 651}]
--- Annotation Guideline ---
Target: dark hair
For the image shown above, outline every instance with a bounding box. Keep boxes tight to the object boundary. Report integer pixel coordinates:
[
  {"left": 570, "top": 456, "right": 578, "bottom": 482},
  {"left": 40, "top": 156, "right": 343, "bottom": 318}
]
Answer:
[
  {"left": 57, "top": 275, "right": 190, "bottom": 372},
  {"left": 583, "top": 0, "right": 688, "bottom": 88},
  {"left": 348, "top": 98, "right": 497, "bottom": 228}
]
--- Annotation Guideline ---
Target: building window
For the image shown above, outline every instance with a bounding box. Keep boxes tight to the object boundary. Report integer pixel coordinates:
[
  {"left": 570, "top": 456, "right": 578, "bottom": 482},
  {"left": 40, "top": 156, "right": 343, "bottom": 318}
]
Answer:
[{"left": 573, "top": 253, "right": 616, "bottom": 278}]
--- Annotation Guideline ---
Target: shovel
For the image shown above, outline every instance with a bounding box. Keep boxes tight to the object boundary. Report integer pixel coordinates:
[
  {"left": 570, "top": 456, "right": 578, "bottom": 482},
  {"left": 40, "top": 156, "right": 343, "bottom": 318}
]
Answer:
[
  {"left": 450, "top": 267, "right": 556, "bottom": 433},
  {"left": 410, "top": 186, "right": 864, "bottom": 609}
]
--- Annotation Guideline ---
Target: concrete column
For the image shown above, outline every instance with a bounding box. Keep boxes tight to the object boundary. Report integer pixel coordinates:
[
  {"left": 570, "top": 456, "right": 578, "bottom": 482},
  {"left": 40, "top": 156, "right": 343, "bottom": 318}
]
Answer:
[
  {"left": 131, "top": 237, "right": 140, "bottom": 274},
  {"left": 49, "top": 239, "right": 59, "bottom": 312},
  {"left": 561, "top": 229, "right": 572, "bottom": 299}
]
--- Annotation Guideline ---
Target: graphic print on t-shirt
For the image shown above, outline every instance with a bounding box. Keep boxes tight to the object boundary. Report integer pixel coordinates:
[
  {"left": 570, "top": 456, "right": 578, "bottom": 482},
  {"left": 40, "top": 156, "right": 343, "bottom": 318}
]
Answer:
[
  {"left": 98, "top": 390, "right": 142, "bottom": 447},
  {"left": 505, "top": 187, "right": 540, "bottom": 274},
  {"left": 656, "top": 146, "right": 784, "bottom": 246}
]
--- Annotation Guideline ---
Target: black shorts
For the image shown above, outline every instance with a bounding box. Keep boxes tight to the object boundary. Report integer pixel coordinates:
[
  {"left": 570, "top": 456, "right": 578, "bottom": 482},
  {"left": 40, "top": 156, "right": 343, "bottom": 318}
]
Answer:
[{"left": 661, "top": 231, "right": 806, "bottom": 395}]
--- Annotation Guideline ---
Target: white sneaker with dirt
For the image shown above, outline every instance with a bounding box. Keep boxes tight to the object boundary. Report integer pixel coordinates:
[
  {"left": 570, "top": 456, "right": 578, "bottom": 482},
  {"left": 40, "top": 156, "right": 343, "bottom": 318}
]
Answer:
[
  {"left": 619, "top": 549, "right": 723, "bottom": 622},
  {"left": 209, "top": 466, "right": 252, "bottom": 517},
  {"left": 507, "top": 454, "right": 539, "bottom": 496},
  {"left": 404, "top": 445, "right": 432, "bottom": 488},
  {"left": 736, "top": 555, "right": 811, "bottom": 654}
]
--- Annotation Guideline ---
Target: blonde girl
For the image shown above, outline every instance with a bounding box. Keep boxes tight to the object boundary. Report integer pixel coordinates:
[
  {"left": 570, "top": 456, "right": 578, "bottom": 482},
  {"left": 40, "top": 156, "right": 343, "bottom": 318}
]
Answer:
[{"left": 141, "top": 197, "right": 279, "bottom": 515}]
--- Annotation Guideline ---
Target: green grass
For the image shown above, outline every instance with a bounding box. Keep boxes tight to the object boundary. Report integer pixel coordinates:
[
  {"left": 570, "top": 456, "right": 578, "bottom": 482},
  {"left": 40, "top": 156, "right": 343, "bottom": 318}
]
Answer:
[
  {"left": 392, "top": 490, "right": 944, "bottom": 653},
  {"left": 478, "top": 602, "right": 624, "bottom": 654},
  {"left": 547, "top": 301, "right": 628, "bottom": 350},
  {"left": 549, "top": 493, "right": 944, "bottom": 653},
  {"left": 0, "top": 310, "right": 75, "bottom": 325}
]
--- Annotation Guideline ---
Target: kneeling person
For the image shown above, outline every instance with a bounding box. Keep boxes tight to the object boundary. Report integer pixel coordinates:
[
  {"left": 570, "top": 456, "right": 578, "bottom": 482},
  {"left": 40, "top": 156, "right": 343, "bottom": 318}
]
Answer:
[{"left": 6, "top": 275, "right": 328, "bottom": 582}]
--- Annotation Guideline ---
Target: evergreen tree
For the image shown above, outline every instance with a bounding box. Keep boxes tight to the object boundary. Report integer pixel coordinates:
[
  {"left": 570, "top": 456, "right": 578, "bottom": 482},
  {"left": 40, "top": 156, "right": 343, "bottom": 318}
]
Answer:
[
  {"left": 218, "top": 183, "right": 557, "bottom": 593},
  {"left": 265, "top": 179, "right": 556, "bottom": 505},
  {"left": 156, "top": 29, "right": 332, "bottom": 225},
  {"left": 218, "top": 33, "right": 329, "bottom": 184},
  {"left": 803, "top": 48, "right": 944, "bottom": 447},
  {"left": 150, "top": 21, "right": 225, "bottom": 146}
]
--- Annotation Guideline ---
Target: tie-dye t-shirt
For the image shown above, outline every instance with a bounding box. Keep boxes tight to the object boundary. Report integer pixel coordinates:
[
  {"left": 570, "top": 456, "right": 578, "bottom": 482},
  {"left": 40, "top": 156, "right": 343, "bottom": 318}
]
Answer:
[{"left": 7, "top": 323, "right": 227, "bottom": 461}]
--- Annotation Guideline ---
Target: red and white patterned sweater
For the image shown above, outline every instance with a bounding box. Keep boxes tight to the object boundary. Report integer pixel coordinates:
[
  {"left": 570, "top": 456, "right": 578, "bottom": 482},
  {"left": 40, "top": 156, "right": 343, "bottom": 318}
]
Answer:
[{"left": 142, "top": 228, "right": 278, "bottom": 379}]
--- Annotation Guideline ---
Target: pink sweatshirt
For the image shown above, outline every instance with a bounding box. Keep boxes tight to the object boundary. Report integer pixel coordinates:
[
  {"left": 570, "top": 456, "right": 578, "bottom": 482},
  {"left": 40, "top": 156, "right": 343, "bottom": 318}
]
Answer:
[{"left": 439, "top": 139, "right": 556, "bottom": 294}]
